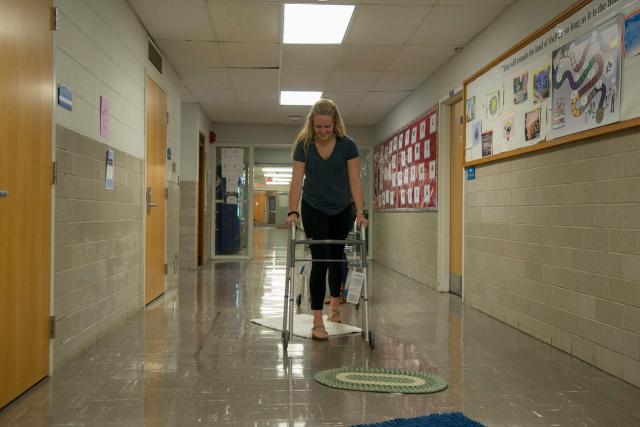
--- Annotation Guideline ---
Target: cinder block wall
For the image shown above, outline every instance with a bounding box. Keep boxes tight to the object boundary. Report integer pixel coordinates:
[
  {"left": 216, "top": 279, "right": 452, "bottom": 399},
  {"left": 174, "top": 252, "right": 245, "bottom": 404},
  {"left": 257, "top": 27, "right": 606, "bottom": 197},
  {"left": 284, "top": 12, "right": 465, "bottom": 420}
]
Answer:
[
  {"left": 166, "top": 181, "right": 180, "bottom": 286},
  {"left": 179, "top": 181, "right": 197, "bottom": 269},
  {"left": 373, "top": 212, "right": 438, "bottom": 289},
  {"left": 54, "top": 126, "right": 143, "bottom": 366},
  {"left": 464, "top": 128, "right": 640, "bottom": 387}
]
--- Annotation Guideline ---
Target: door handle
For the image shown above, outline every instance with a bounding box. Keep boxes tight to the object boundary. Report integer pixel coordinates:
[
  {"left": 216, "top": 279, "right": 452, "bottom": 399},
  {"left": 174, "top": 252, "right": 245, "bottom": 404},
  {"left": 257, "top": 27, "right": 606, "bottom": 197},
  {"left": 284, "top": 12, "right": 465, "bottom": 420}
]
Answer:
[
  {"left": 0, "top": 190, "right": 8, "bottom": 198},
  {"left": 146, "top": 187, "right": 158, "bottom": 214}
]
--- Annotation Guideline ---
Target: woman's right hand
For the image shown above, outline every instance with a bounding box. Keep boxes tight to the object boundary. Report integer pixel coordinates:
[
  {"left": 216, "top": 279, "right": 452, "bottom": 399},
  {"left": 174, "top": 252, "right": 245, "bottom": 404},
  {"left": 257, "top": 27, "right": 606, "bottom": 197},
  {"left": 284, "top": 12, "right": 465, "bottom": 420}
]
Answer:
[{"left": 285, "top": 214, "right": 298, "bottom": 227}]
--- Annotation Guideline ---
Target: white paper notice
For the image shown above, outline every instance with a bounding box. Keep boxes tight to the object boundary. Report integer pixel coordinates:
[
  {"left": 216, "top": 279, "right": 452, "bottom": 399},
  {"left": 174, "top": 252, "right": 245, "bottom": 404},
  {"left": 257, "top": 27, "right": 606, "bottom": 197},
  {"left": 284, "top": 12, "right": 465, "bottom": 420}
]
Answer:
[
  {"left": 411, "top": 127, "right": 417, "bottom": 144},
  {"left": 410, "top": 165, "right": 416, "bottom": 182},
  {"left": 399, "top": 134, "right": 404, "bottom": 148},
  {"left": 414, "top": 143, "right": 420, "bottom": 161},
  {"left": 419, "top": 163, "right": 425, "bottom": 181},
  {"left": 390, "top": 191, "right": 394, "bottom": 205},
  {"left": 403, "top": 168, "right": 408, "bottom": 184},
  {"left": 414, "top": 188, "right": 420, "bottom": 204},
  {"left": 346, "top": 270, "right": 365, "bottom": 304},
  {"left": 397, "top": 171, "right": 403, "bottom": 185},
  {"left": 404, "top": 129, "right": 410, "bottom": 145},
  {"left": 408, "top": 188, "right": 413, "bottom": 204},
  {"left": 407, "top": 147, "right": 412, "bottom": 164},
  {"left": 419, "top": 121, "right": 426, "bottom": 139},
  {"left": 424, "top": 184, "right": 430, "bottom": 202},
  {"left": 430, "top": 115, "right": 437, "bottom": 133},
  {"left": 391, "top": 173, "right": 396, "bottom": 187},
  {"left": 401, "top": 189, "right": 406, "bottom": 205},
  {"left": 429, "top": 161, "right": 436, "bottom": 179},
  {"left": 424, "top": 139, "right": 431, "bottom": 158}
]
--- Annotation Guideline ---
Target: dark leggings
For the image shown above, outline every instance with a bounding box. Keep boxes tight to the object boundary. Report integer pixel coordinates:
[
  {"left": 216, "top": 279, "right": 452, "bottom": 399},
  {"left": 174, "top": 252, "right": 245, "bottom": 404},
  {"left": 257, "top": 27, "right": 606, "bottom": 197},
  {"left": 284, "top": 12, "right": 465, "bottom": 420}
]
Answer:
[{"left": 301, "top": 199, "right": 353, "bottom": 310}]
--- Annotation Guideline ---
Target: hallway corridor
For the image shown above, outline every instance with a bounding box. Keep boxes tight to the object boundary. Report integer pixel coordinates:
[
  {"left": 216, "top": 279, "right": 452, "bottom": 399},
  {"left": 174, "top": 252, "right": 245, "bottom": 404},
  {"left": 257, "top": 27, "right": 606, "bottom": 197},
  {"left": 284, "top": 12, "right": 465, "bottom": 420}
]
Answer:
[{"left": 1, "top": 227, "right": 639, "bottom": 426}]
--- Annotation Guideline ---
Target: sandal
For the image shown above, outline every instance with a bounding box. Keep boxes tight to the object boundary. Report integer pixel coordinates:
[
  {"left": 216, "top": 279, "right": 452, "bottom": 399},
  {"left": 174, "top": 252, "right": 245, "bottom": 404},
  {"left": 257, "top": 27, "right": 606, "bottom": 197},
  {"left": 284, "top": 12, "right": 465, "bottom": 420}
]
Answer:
[
  {"left": 311, "top": 324, "right": 328, "bottom": 341},
  {"left": 329, "top": 308, "right": 341, "bottom": 323}
]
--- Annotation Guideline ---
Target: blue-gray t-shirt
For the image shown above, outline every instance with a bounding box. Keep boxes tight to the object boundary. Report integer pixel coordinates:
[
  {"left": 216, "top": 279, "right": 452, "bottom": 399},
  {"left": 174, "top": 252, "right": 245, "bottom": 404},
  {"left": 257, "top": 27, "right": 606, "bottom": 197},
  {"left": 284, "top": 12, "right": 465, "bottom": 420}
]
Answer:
[{"left": 293, "top": 135, "right": 359, "bottom": 215}]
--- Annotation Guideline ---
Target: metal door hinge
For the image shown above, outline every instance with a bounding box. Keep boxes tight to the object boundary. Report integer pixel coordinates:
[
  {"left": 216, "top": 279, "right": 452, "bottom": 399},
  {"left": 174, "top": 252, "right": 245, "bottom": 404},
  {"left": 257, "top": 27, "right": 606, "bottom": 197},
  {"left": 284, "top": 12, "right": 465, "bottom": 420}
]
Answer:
[
  {"left": 165, "top": 112, "right": 169, "bottom": 125},
  {"left": 52, "top": 7, "right": 60, "bottom": 31},
  {"left": 52, "top": 161, "right": 57, "bottom": 185},
  {"left": 164, "top": 263, "right": 168, "bottom": 275},
  {"left": 50, "top": 316, "right": 56, "bottom": 339},
  {"left": 459, "top": 115, "right": 463, "bottom": 124},
  {"left": 165, "top": 187, "right": 169, "bottom": 199}
]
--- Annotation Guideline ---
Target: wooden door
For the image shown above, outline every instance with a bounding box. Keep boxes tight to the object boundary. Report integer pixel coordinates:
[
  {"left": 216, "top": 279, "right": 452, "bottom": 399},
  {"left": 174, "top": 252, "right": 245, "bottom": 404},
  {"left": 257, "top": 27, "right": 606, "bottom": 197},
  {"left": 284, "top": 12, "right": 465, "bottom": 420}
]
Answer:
[
  {"left": 450, "top": 100, "right": 464, "bottom": 295},
  {"left": 0, "top": 0, "right": 52, "bottom": 409},
  {"left": 197, "top": 134, "right": 205, "bottom": 266},
  {"left": 253, "top": 192, "right": 266, "bottom": 225},
  {"left": 144, "top": 77, "right": 166, "bottom": 304}
]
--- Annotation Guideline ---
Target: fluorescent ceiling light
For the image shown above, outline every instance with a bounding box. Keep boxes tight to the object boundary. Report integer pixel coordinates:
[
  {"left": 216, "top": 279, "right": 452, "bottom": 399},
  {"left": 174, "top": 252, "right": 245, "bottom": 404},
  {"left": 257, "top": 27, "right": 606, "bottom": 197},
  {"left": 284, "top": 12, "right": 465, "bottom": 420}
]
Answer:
[
  {"left": 280, "top": 91, "right": 322, "bottom": 106},
  {"left": 262, "top": 167, "right": 292, "bottom": 173},
  {"left": 283, "top": 4, "right": 354, "bottom": 44},
  {"left": 264, "top": 173, "right": 292, "bottom": 178},
  {"left": 267, "top": 181, "right": 290, "bottom": 185}
]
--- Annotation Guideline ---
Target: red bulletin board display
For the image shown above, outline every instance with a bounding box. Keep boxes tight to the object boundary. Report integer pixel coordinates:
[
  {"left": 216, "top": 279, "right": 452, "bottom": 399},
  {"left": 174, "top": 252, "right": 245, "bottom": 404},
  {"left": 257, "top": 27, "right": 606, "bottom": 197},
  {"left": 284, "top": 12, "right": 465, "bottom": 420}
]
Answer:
[{"left": 373, "top": 106, "right": 438, "bottom": 212}]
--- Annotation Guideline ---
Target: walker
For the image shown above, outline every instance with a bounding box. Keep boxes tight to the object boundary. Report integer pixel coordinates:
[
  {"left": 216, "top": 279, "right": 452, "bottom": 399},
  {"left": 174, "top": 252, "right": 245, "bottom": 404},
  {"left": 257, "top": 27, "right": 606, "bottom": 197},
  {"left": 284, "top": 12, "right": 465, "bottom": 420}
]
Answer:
[{"left": 282, "top": 221, "right": 374, "bottom": 351}]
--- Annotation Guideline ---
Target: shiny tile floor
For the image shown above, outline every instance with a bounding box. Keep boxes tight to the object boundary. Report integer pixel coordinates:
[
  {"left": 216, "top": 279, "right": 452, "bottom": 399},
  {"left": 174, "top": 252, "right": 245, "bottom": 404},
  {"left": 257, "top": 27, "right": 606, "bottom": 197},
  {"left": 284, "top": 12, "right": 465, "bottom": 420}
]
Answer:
[{"left": 2, "top": 227, "right": 640, "bottom": 426}]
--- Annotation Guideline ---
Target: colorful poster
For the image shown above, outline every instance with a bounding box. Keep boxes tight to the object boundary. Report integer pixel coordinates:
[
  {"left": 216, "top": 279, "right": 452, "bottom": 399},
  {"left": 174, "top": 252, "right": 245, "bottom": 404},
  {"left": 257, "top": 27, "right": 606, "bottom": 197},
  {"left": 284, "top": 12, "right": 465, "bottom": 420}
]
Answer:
[
  {"left": 624, "top": 7, "right": 640, "bottom": 58},
  {"left": 525, "top": 108, "right": 541, "bottom": 141},
  {"left": 550, "top": 15, "right": 621, "bottom": 139},
  {"left": 470, "top": 121, "right": 482, "bottom": 147},
  {"left": 533, "top": 67, "right": 550, "bottom": 103},
  {"left": 502, "top": 112, "right": 515, "bottom": 142},
  {"left": 513, "top": 71, "right": 528, "bottom": 105},
  {"left": 481, "top": 131, "right": 493, "bottom": 157},
  {"left": 466, "top": 96, "right": 476, "bottom": 122},
  {"left": 486, "top": 91, "right": 500, "bottom": 120}
]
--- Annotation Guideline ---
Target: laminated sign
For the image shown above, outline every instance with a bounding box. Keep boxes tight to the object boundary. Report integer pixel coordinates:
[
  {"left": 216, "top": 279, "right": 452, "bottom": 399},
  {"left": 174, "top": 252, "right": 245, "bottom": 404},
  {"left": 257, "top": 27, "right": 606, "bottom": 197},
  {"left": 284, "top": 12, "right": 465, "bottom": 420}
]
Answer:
[{"left": 345, "top": 270, "right": 365, "bottom": 305}]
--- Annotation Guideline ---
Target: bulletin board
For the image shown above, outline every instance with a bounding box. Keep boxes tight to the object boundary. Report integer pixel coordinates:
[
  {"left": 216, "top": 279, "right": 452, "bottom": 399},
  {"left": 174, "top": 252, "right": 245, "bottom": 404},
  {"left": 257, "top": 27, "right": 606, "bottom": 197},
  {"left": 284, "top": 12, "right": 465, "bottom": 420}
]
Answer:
[
  {"left": 373, "top": 106, "right": 438, "bottom": 212},
  {"left": 464, "top": 0, "right": 640, "bottom": 166}
]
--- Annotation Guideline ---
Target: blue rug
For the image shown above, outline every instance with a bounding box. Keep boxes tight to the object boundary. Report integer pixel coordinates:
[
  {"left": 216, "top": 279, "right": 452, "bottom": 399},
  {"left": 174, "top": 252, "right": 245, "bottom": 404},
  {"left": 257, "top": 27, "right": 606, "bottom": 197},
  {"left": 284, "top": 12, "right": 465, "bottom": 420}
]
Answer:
[{"left": 352, "top": 412, "right": 484, "bottom": 427}]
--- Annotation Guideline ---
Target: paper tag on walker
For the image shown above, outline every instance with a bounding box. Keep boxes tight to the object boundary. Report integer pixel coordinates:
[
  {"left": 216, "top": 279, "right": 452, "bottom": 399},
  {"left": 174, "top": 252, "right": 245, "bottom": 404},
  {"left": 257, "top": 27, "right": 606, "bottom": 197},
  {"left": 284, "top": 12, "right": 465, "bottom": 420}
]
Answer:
[{"left": 345, "top": 270, "right": 364, "bottom": 304}]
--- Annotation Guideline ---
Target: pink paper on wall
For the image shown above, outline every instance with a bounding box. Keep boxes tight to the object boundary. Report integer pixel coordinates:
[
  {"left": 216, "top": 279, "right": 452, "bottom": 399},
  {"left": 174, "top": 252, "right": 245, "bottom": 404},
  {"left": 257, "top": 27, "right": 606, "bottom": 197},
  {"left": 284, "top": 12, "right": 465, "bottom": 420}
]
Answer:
[{"left": 100, "top": 96, "right": 109, "bottom": 139}]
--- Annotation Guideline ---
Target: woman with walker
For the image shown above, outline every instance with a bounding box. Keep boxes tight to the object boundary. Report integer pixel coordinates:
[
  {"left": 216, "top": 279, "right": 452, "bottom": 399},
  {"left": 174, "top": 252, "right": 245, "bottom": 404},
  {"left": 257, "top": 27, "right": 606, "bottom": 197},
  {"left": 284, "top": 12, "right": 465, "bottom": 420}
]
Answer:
[{"left": 285, "top": 98, "right": 368, "bottom": 341}]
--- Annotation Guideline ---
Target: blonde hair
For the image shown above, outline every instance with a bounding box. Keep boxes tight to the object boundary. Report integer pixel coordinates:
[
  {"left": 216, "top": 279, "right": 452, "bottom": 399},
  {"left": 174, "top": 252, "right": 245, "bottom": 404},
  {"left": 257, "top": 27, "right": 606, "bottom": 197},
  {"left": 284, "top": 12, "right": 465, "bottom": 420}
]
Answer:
[{"left": 292, "top": 98, "right": 346, "bottom": 157}]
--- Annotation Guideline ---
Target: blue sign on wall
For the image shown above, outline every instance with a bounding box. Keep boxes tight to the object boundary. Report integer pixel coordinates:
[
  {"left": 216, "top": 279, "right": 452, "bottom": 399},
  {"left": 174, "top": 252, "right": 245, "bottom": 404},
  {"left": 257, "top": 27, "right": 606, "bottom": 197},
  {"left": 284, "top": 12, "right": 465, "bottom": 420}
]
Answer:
[
  {"left": 57, "top": 84, "right": 72, "bottom": 111},
  {"left": 466, "top": 166, "right": 476, "bottom": 180}
]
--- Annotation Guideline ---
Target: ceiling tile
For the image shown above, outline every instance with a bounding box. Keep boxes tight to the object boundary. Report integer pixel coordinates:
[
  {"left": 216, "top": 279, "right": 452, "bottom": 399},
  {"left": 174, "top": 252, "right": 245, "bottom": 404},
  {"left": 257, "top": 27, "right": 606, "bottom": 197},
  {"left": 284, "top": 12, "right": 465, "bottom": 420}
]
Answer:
[
  {"left": 436, "top": 0, "right": 513, "bottom": 5},
  {"left": 235, "top": 90, "right": 279, "bottom": 104},
  {"left": 219, "top": 43, "right": 280, "bottom": 68},
  {"left": 281, "top": 45, "right": 341, "bottom": 70},
  {"left": 372, "top": 71, "right": 427, "bottom": 91},
  {"left": 336, "top": 45, "right": 402, "bottom": 71},
  {"left": 345, "top": 5, "right": 431, "bottom": 45},
  {"left": 176, "top": 67, "right": 232, "bottom": 89},
  {"left": 359, "top": 91, "right": 411, "bottom": 109},
  {"left": 326, "top": 71, "right": 381, "bottom": 92},
  {"left": 129, "top": 0, "right": 216, "bottom": 40},
  {"left": 240, "top": 104, "right": 279, "bottom": 124},
  {"left": 388, "top": 45, "right": 455, "bottom": 71},
  {"left": 410, "top": 5, "right": 506, "bottom": 46},
  {"left": 202, "top": 102, "right": 243, "bottom": 123},
  {"left": 190, "top": 88, "right": 237, "bottom": 104},
  {"left": 157, "top": 40, "right": 225, "bottom": 67},
  {"left": 361, "top": 0, "right": 436, "bottom": 4},
  {"left": 321, "top": 92, "right": 368, "bottom": 107},
  {"left": 207, "top": 0, "right": 281, "bottom": 43},
  {"left": 346, "top": 107, "right": 388, "bottom": 125},
  {"left": 280, "top": 70, "right": 331, "bottom": 91},
  {"left": 228, "top": 69, "right": 279, "bottom": 91}
]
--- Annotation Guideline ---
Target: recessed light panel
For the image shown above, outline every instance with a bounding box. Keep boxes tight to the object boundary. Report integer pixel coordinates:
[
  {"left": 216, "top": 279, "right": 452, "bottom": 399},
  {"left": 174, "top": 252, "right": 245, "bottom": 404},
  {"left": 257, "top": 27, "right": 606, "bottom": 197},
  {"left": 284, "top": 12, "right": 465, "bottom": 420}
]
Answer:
[{"left": 283, "top": 4, "right": 355, "bottom": 44}]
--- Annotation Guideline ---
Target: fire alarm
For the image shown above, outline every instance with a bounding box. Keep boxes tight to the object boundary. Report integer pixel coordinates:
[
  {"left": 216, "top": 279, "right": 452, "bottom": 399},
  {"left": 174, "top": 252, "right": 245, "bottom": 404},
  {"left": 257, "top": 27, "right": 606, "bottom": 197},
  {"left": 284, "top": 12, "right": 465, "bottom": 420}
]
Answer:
[{"left": 209, "top": 131, "right": 216, "bottom": 144}]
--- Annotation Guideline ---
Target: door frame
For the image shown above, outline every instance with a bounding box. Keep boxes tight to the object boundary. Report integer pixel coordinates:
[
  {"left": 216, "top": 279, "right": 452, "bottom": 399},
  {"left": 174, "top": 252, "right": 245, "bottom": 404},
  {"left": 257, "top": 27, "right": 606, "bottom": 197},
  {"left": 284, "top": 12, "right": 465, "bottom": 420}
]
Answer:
[
  {"left": 198, "top": 133, "right": 205, "bottom": 265},
  {"left": 437, "top": 88, "right": 465, "bottom": 299},
  {"left": 211, "top": 143, "right": 254, "bottom": 260},
  {"left": 142, "top": 72, "right": 167, "bottom": 303}
]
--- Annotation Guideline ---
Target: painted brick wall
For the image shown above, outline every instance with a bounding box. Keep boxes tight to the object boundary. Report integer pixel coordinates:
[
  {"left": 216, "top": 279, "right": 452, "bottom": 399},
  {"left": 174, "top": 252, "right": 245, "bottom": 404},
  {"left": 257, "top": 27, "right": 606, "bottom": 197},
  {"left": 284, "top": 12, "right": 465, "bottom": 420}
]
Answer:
[
  {"left": 464, "top": 128, "right": 640, "bottom": 387},
  {"left": 179, "top": 181, "right": 197, "bottom": 270},
  {"left": 373, "top": 212, "right": 438, "bottom": 289},
  {"left": 53, "top": 126, "right": 143, "bottom": 367},
  {"left": 166, "top": 181, "right": 180, "bottom": 287}
]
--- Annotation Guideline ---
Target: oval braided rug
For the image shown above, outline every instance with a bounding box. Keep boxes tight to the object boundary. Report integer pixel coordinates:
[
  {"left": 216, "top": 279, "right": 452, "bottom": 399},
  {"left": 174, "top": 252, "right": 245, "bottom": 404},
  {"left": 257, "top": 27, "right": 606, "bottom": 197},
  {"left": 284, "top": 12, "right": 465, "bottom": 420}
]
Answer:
[{"left": 314, "top": 368, "right": 447, "bottom": 394}]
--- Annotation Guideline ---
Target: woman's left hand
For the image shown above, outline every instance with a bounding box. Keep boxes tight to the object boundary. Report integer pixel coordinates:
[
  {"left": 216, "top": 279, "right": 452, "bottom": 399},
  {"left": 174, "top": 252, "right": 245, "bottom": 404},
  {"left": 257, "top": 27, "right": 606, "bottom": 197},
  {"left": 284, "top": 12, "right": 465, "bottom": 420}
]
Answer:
[{"left": 356, "top": 213, "right": 368, "bottom": 229}]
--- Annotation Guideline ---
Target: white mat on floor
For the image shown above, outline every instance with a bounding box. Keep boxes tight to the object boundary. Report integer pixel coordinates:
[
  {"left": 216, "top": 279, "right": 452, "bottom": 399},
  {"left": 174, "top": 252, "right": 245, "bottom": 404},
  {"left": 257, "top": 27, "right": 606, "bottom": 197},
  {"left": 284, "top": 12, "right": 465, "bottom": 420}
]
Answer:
[{"left": 251, "top": 314, "right": 361, "bottom": 339}]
